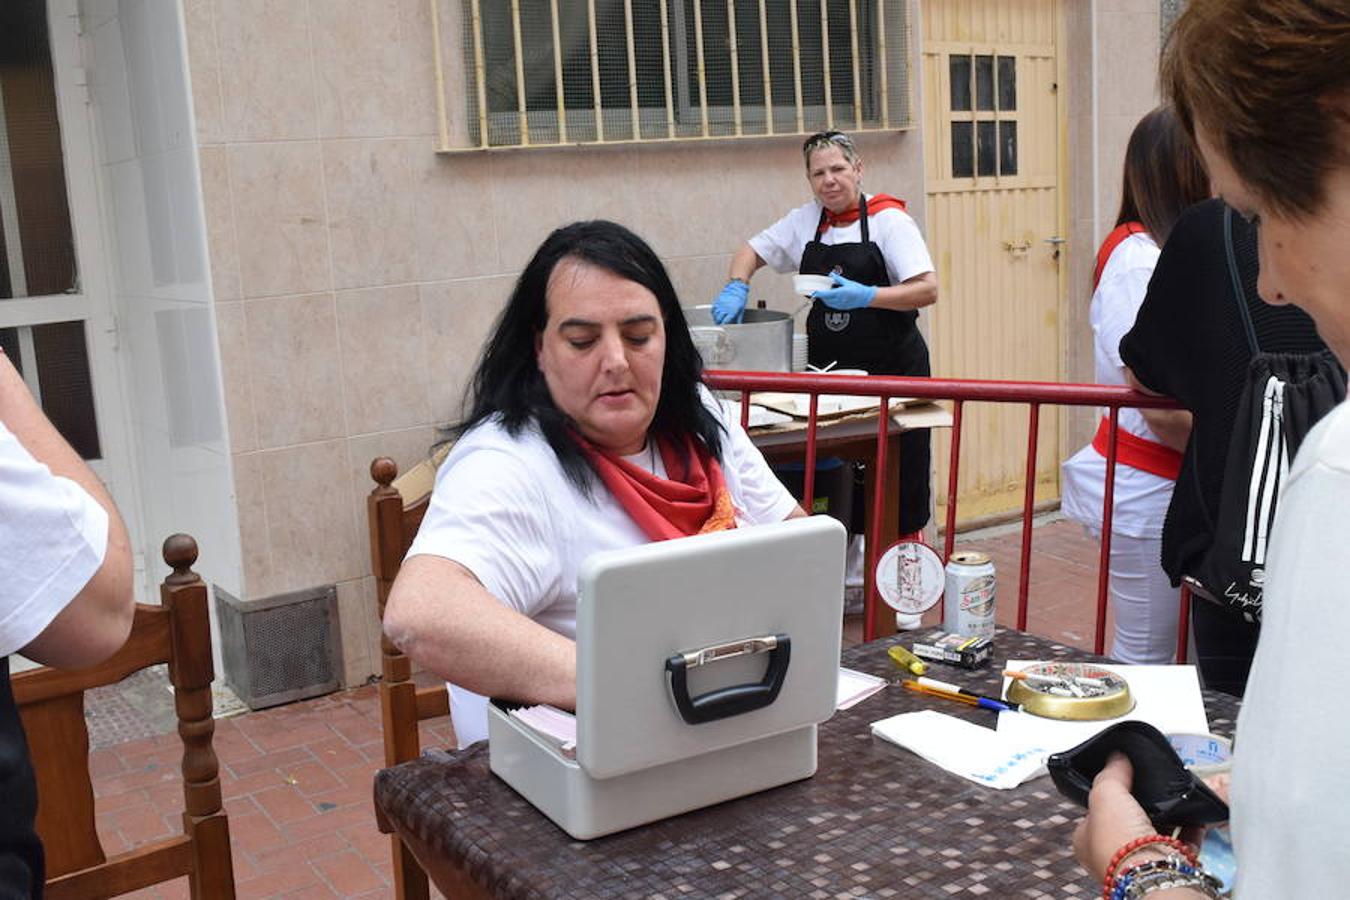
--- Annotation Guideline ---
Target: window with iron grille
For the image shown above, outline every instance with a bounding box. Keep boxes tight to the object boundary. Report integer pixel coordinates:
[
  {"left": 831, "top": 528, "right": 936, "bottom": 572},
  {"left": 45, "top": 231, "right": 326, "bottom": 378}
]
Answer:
[{"left": 434, "top": 1, "right": 913, "bottom": 151}]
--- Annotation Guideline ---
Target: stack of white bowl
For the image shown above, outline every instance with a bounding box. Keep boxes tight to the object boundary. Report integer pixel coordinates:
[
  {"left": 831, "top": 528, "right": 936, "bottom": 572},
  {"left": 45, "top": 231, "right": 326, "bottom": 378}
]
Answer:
[{"left": 792, "top": 333, "right": 809, "bottom": 371}]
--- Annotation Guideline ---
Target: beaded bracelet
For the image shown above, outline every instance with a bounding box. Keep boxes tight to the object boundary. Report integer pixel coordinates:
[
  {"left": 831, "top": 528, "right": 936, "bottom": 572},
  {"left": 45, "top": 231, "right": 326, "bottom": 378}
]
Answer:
[
  {"left": 1102, "top": 835, "right": 1199, "bottom": 898},
  {"left": 1111, "top": 857, "right": 1223, "bottom": 899}
]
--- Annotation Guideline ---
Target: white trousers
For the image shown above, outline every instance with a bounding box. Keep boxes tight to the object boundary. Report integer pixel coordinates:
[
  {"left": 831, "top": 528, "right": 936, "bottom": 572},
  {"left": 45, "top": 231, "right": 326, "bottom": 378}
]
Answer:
[{"left": 1104, "top": 531, "right": 1180, "bottom": 664}]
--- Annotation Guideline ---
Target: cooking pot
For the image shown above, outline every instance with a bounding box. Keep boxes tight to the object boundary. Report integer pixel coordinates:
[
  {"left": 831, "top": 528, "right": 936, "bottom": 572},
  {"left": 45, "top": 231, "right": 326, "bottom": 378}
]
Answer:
[{"left": 684, "top": 305, "right": 793, "bottom": 373}]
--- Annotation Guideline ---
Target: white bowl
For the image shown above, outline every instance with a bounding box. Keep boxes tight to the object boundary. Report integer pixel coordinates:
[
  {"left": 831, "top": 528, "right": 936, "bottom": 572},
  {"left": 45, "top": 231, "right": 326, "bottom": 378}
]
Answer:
[{"left": 792, "top": 273, "right": 834, "bottom": 296}]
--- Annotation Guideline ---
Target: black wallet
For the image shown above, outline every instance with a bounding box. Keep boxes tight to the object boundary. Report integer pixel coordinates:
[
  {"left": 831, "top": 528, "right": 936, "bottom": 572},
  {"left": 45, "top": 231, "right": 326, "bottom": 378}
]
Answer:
[{"left": 1046, "top": 721, "right": 1230, "bottom": 829}]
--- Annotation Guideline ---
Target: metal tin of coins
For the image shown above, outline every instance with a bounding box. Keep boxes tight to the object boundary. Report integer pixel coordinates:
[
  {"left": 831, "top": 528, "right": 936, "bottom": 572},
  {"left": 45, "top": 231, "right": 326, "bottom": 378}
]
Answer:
[{"left": 944, "top": 551, "right": 996, "bottom": 640}]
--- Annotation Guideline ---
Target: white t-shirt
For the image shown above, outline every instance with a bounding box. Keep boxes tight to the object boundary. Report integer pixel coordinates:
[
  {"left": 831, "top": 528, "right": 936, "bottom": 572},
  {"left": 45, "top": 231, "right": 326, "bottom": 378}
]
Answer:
[
  {"left": 1061, "top": 232, "right": 1174, "bottom": 539},
  {"left": 0, "top": 419, "right": 109, "bottom": 657},
  {"left": 749, "top": 199, "right": 934, "bottom": 285},
  {"left": 1229, "top": 397, "right": 1350, "bottom": 898},
  {"left": 407, "top": 391, "right": 798, "bottom": 744}
]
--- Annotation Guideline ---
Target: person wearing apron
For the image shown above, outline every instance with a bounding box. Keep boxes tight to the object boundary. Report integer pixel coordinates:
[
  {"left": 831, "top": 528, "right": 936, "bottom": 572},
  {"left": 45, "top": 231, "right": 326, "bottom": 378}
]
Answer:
[{"left": 713, "top": 130, "right": 938, "bottom": 538}]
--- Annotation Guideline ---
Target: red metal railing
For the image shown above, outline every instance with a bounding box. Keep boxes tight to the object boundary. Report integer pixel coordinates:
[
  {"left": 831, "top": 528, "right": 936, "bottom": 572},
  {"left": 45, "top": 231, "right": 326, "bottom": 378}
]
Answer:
[{"left": 704, "top": 370, "right": 1190, "bottom": 660}]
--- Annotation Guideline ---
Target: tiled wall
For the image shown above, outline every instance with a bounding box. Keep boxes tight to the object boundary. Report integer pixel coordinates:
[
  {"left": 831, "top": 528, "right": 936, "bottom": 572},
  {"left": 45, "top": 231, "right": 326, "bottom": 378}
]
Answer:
[
  {"left": 180, "top": 0, "right": 929, "bottom": 685},
  {"left": 84, "top": 0, "right": 242, "bottom": 634}
]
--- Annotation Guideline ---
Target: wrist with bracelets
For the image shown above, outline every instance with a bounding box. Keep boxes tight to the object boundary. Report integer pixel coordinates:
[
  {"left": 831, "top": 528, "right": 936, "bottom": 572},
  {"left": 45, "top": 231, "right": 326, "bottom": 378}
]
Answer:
[
  {"left": 1101, "top": 835, "right": 1204, "bottom": 899},
  {"left": 1111, "top": 857, "right": 1223, "bottom": 898}
]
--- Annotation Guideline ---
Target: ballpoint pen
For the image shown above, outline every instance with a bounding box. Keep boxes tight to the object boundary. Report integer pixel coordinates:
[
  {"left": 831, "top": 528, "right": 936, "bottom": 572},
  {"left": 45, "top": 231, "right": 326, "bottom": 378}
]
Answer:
[
  {"left": 902, "top": 679, "right": 1019, "bottom": 713},
  {"left": 912, "top": 677, "right": 1021, "bottom": 712}
]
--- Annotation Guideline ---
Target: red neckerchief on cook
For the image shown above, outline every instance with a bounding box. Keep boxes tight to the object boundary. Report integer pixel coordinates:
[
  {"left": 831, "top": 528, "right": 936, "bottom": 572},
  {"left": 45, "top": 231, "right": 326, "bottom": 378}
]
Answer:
[
  {"left": 817, "top": 193, "right": 908, "bottom": 236},
  {"left": 572, "top": 431, "right": 738, "bottom": 541}
]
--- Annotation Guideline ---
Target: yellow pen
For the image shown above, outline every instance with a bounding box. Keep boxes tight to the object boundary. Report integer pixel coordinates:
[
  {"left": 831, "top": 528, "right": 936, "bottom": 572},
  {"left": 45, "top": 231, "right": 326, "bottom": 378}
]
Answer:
[{"left": 887, "top": 643, "right": 928, "bottom": 676}]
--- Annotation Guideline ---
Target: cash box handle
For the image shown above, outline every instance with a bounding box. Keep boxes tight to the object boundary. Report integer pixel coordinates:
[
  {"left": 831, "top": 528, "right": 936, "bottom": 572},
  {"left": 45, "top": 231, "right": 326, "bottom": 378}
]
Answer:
[{"left": 664, "top": 634, "right": 791, "bottom": 725}]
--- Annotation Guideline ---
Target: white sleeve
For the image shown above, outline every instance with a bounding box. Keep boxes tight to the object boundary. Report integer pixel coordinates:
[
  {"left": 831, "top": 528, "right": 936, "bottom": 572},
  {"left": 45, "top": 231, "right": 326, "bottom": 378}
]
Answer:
[
  {"left": 874, "top": 209, "right": 935, "bottom": 284},
  {"left": 748, "top": 205, "right": 814, "bottom": 274},
  {"left": 406, "top": 445, "right": 563, "bottom": 620},
  {"left": 1092, "top": 264, "right": 1153, "bottom": 371},
  {"left": 0, "top": 420, "right": 109, "bottom": 657}
]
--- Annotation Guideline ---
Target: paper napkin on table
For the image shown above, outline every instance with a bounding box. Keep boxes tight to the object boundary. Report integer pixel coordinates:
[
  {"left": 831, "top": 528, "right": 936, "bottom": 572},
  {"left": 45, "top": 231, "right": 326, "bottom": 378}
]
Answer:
[
  {"left": 837, "top": 667, "right": 887, "bottom": 710},
  {"left": 871, "top": 710, "right": 1049, "bottom": 789}
]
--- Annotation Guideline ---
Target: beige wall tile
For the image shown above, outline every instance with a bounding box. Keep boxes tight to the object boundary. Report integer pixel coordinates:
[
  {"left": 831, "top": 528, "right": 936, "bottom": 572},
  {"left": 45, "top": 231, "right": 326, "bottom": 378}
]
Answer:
[
  {"left": 232, "top": 450, "right": 275, "bottom": 598},
  {"left": 254, "top": 439, "right": 364, "bottom": 595},
  {"left": 335, "top": 285, "right": 429, "bottom": 435},
  {"left": 229, "top": 142, "right": 331, "bottom": 299},
  {"left": 244, "top": 292, "right": 346, "bottom": 448},
  {"left": 214, "top": 301, "right": 257, "bottom": 453},
  {"left": 412, "top": 140, "right": 500, "bottom": 282},
  {"left": 335, "top": 576, "right": 378, "bottom": 686},
  {"left": 487, "top": 147, "right": 642, "bottom": 273},
  {"left": 323, "top": 139, "right": 418, "bottom": 289},
  {"left": 311, "top": 0, "right": 438, "bottom": 139},
  {"left": 182, "top": 0, "right": 224, "bottom": 145},
  {"left": 630, "top": 140, "right": 801, "bottom": 262},
  {"left": 420, "top": 277, "right": 514, "bottom": 424},
  {"left": 216, "top": 0, "right": 317, "bottom": 141},
  {"left": 198, "top": 145, "right": 240, "bottom": 301}
]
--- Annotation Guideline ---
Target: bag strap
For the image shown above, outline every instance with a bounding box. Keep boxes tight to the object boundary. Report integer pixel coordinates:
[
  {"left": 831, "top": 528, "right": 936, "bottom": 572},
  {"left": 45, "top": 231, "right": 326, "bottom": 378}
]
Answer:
[{"left": 1223, "top": 205, "right": 1261, "bottom": 354}]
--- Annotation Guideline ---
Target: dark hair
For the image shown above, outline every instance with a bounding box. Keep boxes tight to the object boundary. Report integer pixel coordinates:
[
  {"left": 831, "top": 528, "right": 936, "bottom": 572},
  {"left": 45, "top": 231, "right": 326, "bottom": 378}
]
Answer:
[
  {"left": 460, "top": 220, "right": 723, "bottom": 493},
  {"left": 1115, "top": 107, "right": 1210, "bottom": 247},
  {"left": 1163, "top": 0, "right": 1350, "bottom": 220}
]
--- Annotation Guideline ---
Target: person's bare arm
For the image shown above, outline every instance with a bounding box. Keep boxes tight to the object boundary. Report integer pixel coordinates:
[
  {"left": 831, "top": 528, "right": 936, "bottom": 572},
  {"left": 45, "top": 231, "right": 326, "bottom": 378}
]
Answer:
[
  {"left": 728, "top": 243, "right": 768, "bottom": 283},
  {"left": 869, "top": 271, "right": 938, "bottom": 312},
  {"left": 383, "top": 554, "right": 578, "bottom": 710},
  {"left": 1124, "top": 367, "right": 1193, "bottom": 452},
  {"left": 1, "top": 353, "right": 133, "bottom": 668}
]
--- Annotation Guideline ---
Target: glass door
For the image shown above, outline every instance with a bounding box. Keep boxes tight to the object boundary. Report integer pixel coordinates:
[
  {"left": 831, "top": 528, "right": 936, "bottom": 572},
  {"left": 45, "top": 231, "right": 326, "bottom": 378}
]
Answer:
[{"left": 1, "top": 1, "right": 140, "bottom": 548}]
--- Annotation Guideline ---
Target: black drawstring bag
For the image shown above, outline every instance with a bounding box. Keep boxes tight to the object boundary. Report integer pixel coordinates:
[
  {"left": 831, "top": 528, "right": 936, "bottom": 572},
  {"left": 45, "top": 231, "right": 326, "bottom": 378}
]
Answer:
[{"left": 1183, "top": 209, "right": 1346, "bottom": 622}]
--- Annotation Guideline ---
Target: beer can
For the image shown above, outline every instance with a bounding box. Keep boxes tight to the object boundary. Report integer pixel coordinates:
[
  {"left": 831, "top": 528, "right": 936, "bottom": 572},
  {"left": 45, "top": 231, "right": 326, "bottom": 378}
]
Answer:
[{"left": 944, "top": 551, "right": 996, "bottom": 639}]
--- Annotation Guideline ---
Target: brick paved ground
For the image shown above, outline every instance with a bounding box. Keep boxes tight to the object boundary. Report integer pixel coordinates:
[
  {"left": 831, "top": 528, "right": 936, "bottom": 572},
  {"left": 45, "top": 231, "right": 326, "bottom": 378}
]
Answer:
[{"left": 91, "top": 515, "right": 1116, "bottom": 898}]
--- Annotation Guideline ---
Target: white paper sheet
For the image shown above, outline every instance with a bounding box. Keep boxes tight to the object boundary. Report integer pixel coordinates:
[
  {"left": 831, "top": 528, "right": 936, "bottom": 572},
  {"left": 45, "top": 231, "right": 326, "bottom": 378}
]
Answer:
[
  {"left": 871, "top": 710, "right": 1050, "bottom": 789},
  {"left": 996, "top": 661, "right": 1210, "bottom": 754},
  {"left": 837, "top": 667, "right": 887, "bottom": 710},
  {"left": 718, "top": 398, "right": 795, "bottom": 428}
]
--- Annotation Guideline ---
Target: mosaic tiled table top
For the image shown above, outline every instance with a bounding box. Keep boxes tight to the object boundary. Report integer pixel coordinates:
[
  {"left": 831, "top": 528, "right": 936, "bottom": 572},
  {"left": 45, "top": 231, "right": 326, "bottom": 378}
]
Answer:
[{"left": 375, "top": 628, "right": 1240, "bottom": 899}]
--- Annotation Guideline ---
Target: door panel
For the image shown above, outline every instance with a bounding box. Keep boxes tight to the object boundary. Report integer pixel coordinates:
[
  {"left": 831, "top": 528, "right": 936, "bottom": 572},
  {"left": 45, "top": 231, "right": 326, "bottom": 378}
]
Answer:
[{"left": 922, "top": 0, "right": 1064, "bottom": 523}]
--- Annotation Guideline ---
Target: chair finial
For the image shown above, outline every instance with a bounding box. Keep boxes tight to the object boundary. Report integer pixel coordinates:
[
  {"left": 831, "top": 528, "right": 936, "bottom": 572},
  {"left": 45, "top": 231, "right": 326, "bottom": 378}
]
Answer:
[
  {"left": 371, "top": 457, "right": 398, "bottom": 487},
  {"left": 162, "top": 533, "right": 199, "bottom": 573}
]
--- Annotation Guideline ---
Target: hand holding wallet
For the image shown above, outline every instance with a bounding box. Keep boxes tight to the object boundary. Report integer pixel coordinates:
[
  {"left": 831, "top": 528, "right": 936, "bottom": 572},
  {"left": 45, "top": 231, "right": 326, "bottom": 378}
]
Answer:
[{"left": 1047, "top": 721, "right": 1230, "bottom": 829}]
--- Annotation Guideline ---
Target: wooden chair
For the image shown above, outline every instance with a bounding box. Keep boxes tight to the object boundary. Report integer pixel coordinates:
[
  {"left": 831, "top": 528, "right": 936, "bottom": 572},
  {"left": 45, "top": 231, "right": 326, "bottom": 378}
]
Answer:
[
  {"left": 368, "top": 456, "right": 451, "bottom": 900},
  {"left": 13, "top": 534, "right": 235, "bottom": 899}
]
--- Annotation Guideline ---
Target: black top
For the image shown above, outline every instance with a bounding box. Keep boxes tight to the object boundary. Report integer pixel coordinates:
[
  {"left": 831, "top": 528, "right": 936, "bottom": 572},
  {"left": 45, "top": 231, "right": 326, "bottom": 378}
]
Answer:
[
  {"left": 1120, "top": 198, "right": 1327, "bottom": 585},
  {"left": 0, "top": 656, "right": 43, "bottom": 898}
]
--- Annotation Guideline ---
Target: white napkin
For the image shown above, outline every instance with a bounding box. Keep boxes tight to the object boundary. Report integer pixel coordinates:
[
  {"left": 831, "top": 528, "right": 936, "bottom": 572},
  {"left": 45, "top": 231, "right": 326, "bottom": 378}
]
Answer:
[{"left": 871, "top": 710, "right": 1049, "bottom": 789}]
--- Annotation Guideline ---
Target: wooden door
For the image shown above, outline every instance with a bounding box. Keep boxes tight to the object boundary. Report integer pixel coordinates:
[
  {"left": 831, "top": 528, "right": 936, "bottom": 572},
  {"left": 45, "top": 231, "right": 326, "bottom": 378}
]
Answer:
[{"left": 921, "top": 0, "right": 1065, "bottom": 523}]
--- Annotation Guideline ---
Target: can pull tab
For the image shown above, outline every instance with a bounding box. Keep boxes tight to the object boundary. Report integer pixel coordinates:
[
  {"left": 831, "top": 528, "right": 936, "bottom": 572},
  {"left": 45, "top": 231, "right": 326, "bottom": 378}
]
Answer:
[{"left": 756, "top": 300, "right": 767, "bottom": 309}]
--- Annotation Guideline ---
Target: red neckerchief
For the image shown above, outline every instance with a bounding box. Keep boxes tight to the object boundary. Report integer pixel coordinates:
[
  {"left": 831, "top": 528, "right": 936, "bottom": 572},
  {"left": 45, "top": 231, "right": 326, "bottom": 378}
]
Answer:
[
  {"left": 818, "top": 193, "right": 908, "bottom": 236},
  {"left": 573, "top": 432, "right": 738, "bottom": 541},
  {"left": 1093, "top": 221, "right": 1147, "bottom": 289}
]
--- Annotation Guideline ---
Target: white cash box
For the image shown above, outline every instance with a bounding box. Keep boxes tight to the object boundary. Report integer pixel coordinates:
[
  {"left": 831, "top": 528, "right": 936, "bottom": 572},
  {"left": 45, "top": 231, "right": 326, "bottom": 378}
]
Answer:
[{"left": 488, "top": 515, "right": 846, "bottom": 839}]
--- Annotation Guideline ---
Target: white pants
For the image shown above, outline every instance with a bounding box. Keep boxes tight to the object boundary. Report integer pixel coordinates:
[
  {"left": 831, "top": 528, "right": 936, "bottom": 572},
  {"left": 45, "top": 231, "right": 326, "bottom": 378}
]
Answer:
[{"left": 1104, "top": 531, "right": 1180, "bottom": 664}]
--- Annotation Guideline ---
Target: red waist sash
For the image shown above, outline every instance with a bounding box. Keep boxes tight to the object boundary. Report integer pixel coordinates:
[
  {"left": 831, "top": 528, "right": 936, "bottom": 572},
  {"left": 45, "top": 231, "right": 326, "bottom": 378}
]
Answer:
[{"left": 1091, "top": 417, "right": 1182, "bottom": 481}]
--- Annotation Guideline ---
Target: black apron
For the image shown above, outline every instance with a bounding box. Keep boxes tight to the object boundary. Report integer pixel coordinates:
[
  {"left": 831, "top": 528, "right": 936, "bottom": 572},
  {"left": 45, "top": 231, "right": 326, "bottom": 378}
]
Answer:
[
  {"left": 800, "top": 195, "right": 931, "bottom": 533},
  {"left": 0, "top": 656, "right": 43, "bottom": 898}
]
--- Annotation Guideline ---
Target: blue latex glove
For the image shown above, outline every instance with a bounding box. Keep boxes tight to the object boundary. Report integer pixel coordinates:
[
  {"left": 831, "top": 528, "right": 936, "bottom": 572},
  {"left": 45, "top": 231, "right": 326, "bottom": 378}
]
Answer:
[
  {"left": 814, "top": 272, "right": 877, "bottom": 310},
  {"left": 712, "top": 279, "right": 750, "bottom": 324}
]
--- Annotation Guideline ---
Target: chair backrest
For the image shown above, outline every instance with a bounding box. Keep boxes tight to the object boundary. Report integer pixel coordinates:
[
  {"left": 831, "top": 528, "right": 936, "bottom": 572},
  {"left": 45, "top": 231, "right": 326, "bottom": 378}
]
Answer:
[
  {"left": 368, "top": 456, "right": 451, "bottom": 900},
  {"left": 13, "top": 534, "right": 235, "bottom": 899}
]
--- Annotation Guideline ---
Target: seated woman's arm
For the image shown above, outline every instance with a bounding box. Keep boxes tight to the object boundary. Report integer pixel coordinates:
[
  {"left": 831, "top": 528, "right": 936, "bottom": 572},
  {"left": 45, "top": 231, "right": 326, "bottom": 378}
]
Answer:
[
  {"left": 1124, "top": 367, "right": 1193, "bottom": 452},
  {"left": 383, "top": 554, "right": 578, "bottom": 710}
]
